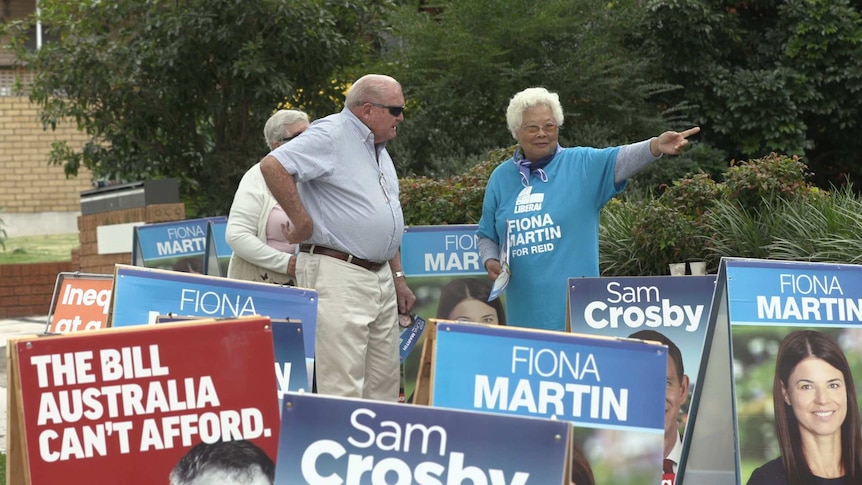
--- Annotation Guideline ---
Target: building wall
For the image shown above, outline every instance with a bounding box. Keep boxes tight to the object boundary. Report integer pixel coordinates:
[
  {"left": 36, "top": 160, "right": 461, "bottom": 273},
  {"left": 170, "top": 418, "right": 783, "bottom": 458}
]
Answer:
[
  {"left": 0, "top": 0, "right": 38, "bottom": 67},
  {"left": 0, "top": 96, "right": 93, "bottom": 236}
]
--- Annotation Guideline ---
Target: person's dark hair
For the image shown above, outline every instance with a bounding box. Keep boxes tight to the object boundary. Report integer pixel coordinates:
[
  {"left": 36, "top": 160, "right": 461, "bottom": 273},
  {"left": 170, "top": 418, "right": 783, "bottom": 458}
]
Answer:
[
  {"left": 169, "top": 439, "right": 275, "bottom": 485},
  {"left": 773, "top": 330, "right": 862, "bottom": 485},
  {"left": 571, "top": 438, "right": 595, "bottom": 485},
  {"left": 628, "top": 330, "right": 683, "bottom": 382},
  {"left": 436, "top": 277, "right": 506, "bottom": 325}
]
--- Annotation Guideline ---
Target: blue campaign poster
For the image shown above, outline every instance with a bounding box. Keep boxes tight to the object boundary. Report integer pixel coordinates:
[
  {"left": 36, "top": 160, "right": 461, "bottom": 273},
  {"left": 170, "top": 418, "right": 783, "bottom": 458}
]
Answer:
[
  {"left": 726, "top": 259, "right": 862, "bottom": 483},
  {"left": 110, "top": 264, "right": 317, "bottom": 358},
  {"left": 272, "top": 319, "right": 309, "bottom": 396},
  {"left": 568, "top": 275, "right": 716, "bottom": 479},
  {"left": 685, "top": 258, "right": 862, "bottom": 484},
  {"left": 399, "top": 225, "right": 500, "bottom": 400},
  {"left": 132, "top": 216, "right": 227, "bottom": 271},
  {"left": 275, "top": 392, "right": 571, "bottom": 485},
  {"left": 432, "top": 321, "right": 666, "bottom": 484},
  {"left": 401, "top": 224, "right": 483, "bottom": 277},
  {"left": 204, "top": 218, "right": 232, "bottom": 277}
]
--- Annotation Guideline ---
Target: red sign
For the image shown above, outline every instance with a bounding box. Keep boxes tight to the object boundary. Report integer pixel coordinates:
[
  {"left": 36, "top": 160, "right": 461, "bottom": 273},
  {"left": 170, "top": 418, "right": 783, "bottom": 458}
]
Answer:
[
  {"left": 13, "top": 316, "right": 279, "bottom": 484},
  {"left": 47, "top": 273, "right": 114, "bottom": 333}
]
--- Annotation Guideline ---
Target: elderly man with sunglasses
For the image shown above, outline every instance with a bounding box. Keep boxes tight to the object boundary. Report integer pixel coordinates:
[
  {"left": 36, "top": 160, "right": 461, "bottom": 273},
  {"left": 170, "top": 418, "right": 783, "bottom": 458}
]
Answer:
[{"left": 260, "top": 74, "right": 415, "bottom": 402}]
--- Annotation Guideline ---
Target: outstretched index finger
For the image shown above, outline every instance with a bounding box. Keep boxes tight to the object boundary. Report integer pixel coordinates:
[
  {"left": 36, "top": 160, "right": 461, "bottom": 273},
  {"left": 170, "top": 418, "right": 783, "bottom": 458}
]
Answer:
[{"left": 680, "top": 126, "right": 701, "bottom": 139}]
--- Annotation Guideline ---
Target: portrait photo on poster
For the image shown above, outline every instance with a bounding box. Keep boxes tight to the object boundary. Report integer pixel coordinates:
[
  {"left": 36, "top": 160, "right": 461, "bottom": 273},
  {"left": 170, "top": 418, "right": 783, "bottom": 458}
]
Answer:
[
  {"left": 401, "top": 275, "right": 505, "bottom": 402},
  {"left": 735, "top": 326, "right": 862, "bottom": 484}
]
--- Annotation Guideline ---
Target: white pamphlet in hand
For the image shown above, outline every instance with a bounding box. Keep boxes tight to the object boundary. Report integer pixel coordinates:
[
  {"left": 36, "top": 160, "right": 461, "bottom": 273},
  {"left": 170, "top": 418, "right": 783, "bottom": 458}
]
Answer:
[
  {"left": 488, "top": 266, "right": 509, "bottom": 301},
  {"left": 488, "top": 223, "right": 511, "bottom": 301}
]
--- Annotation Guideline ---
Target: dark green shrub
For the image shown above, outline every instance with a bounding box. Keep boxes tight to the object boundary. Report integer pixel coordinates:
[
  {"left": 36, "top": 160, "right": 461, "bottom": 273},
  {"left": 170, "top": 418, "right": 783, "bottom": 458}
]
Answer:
[
  {"left": 399, "top": 147, "right": 514, "bottom": 226},
  {"left": 706, "top": 203, "right": 777, "bottom": 261},
  {"left": 628, "top": 142, "right": 728, "bottom": 193},
  {"left": 723, "top": 153, "right": 813, "bottom": 210},
  {"left": 703, "top": 153, "right": 828, "bottom": 269},
  {"left": 600, "top": 198, "right": 643, "bottom": 276},
  {"left": 766, "top": 183, "right": 862, "bottom": 264},
  {"left": 630, "top": 199, "right": 709, "bottom": 275},
  {"left": 661, "top": 171, "right": 722, "bottom": 219}
]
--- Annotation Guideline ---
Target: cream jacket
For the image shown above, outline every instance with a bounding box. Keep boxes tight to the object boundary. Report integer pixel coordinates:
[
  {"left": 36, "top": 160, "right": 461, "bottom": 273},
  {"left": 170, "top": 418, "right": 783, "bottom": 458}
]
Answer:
[{"left": 226, "top": 163, "right": 294, "bottom": 284}]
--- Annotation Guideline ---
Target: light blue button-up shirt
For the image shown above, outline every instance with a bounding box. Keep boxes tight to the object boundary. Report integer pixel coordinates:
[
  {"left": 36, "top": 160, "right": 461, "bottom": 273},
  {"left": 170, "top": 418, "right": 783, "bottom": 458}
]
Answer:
[{"left": 269, "top": 108, "right": 404, "bottom": 262}]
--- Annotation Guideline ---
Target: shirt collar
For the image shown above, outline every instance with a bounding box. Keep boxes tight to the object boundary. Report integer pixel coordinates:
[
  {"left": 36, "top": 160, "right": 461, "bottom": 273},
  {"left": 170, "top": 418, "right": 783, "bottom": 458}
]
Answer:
[
  {"left": 667, "top": 433, "right": 683, "bottom": 472},
  {"left": 342, "top": 107, "right": 379, "bottom": 146}
]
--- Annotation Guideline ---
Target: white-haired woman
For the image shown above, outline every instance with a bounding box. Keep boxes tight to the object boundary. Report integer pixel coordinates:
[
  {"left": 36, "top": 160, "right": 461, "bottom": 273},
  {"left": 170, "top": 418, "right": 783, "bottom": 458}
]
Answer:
[{"left": 477, "top": 87, "right": 699, "bottom": 331}]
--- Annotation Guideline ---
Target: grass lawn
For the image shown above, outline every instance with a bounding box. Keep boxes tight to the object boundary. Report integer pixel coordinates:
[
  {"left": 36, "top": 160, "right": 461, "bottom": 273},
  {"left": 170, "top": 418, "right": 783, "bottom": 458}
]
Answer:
[{"left": 0, "top": 233, "right": 79, "bottom": 264}]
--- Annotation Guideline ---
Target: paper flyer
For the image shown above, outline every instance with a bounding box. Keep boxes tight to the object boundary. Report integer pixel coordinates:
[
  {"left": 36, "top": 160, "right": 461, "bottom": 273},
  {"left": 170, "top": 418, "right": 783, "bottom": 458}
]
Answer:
[{"left": 488, "top": 221, "right": 511, "bottom": 301}]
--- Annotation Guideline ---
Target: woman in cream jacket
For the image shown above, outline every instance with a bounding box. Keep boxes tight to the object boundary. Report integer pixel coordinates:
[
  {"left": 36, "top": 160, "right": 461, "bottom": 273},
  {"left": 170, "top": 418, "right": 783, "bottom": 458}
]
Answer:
[{"left": 226, "top": 110, "right": 309, "bottom": 284}]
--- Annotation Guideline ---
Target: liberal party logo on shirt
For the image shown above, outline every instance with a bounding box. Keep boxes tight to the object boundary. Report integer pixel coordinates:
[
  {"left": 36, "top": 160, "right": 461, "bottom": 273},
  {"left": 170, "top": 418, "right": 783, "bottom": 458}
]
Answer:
[{"left": 514, "top": 186, "right": 544, "bottom": 214}]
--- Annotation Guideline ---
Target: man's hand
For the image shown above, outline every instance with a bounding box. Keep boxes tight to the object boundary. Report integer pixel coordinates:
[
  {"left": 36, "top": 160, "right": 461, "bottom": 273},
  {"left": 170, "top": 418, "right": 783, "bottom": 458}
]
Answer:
[
  {"left": 286, "top": 214, "right": 313, "bottom": 243},
  {"left": 651, "top": 127, "right": 701, "bottom": 156},
  {"left": 287, "top": 255, "right": 296, "bottom": 276},
  {"left": 395, "top": 278, "right": 416, "bottom": 314}
]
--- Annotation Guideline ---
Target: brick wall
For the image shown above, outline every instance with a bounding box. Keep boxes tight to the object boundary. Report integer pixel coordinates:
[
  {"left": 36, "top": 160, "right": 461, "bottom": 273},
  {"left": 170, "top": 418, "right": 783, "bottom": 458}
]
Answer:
[
  {"left": 0, "top": 95, "right": 93, "bottom": 214},
  {"left": 0, "top": 203, "right": 186, "bottom": 317},
  {"left": 0, "top": 261, "right": 74, "bottom": 318}
]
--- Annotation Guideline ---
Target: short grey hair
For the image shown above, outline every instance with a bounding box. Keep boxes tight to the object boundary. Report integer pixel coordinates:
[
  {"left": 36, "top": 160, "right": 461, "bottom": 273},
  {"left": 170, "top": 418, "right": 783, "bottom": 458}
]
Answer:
[
  {"left": 263, "top": 109, "right": 309, "bottom": 149},
  {"left": 344, "top": 74, "right": 401, "bottom": 109},
  {"left": 505, "top": 87, "right": 565, "bottom": 139}
]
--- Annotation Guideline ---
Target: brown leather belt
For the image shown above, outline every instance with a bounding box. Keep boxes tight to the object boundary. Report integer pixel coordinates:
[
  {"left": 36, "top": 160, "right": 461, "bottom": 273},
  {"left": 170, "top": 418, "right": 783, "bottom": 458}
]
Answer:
[{"left": 299, "top": 244, "right": 385, "bottom": 272}]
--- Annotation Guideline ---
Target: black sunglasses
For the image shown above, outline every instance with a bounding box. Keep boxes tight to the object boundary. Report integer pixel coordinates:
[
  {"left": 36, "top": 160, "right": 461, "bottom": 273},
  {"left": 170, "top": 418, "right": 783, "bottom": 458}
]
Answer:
[
  {"left": 370, "top": 103, "right": 405, "bottom": 117},
  {"left": 279, "top": 131, "right": 304, "bottom": 143}
]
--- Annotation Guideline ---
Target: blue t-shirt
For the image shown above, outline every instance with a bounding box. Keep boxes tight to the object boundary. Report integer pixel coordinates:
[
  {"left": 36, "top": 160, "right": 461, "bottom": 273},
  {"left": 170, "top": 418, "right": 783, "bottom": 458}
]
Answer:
[{"left": 476, "top": 147, "right": 624, "bottom": 331}]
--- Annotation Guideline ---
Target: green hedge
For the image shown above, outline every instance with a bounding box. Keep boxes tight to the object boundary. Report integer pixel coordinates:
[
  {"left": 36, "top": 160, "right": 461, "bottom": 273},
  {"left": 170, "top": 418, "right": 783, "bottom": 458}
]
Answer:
[{"left": 400, "top": 147, "right": 514, "bottom": 226}]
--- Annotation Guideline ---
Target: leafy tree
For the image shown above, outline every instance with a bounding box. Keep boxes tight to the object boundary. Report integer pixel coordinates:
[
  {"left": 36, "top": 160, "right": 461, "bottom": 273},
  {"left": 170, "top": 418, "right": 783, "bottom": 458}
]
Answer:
[
  {"left": 639, "top": 0, "right": 862, "bottom": 188},
  {"left": 377, "top": 0, "right": 690, "bottom": 176},
  {"left": 3, "top": 0, "right": 395, "bottom": 216}
]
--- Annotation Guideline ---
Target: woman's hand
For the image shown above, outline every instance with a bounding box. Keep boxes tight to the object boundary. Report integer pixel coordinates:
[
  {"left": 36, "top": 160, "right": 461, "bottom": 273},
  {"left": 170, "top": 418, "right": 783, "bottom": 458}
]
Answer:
[
  {"left": 485, "top": 259, "right": 504, "bottom": 280},
  {"left": 651, "top": 127, "right": 701, "bottom": 156}
]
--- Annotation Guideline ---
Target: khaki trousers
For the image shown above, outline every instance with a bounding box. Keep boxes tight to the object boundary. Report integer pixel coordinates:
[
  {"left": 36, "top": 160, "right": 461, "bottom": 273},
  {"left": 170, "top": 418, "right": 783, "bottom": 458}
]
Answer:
[{"left": 296, "top": 252, "right": 399, "bottom": 401}]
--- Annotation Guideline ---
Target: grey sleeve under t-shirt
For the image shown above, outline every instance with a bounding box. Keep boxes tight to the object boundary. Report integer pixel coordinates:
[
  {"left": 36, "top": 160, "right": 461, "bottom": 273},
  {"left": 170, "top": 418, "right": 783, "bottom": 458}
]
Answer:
[{"left": 615, "top": 138, "right": 661, "bottom": 184}]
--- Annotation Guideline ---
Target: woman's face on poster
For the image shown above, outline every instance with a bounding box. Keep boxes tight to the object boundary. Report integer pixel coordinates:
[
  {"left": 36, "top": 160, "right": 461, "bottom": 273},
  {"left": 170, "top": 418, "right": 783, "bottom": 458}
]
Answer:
[
  {"left": 782, "top": 356, "right": 847, "bottom": 440},
  {"left": 448, "top": 298, "right": 500, "bottom": 325}
]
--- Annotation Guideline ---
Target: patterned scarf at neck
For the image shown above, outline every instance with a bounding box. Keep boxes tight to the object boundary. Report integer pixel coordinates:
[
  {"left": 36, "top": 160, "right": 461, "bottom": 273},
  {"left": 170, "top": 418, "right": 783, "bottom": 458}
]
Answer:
[{"left": 513, "top": 145, "right": 560, "bottom": 187}]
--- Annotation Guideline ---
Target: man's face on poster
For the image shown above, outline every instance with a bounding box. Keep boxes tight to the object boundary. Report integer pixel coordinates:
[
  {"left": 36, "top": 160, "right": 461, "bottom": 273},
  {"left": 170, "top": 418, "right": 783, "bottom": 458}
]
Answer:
[{"left": 665, "top": 355, "right": 690, "bottom": 439}]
